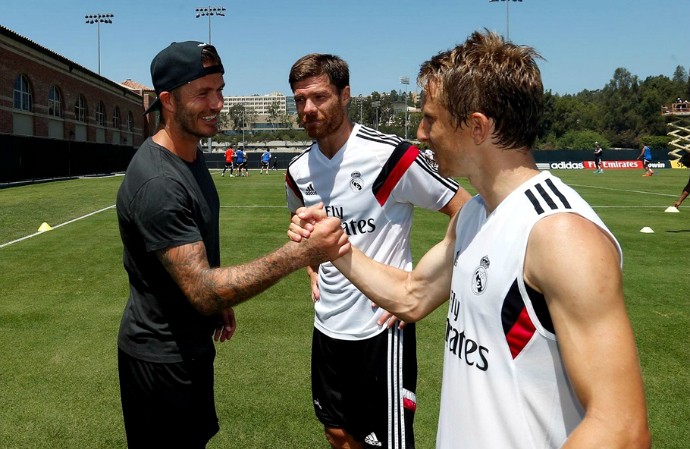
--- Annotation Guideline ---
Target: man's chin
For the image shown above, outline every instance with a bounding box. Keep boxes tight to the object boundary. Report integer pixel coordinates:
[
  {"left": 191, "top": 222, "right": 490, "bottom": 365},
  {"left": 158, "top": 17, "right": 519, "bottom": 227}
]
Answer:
[
  {"left": 198, "top": 125, "right": 219, "bottom": 138},
  {"left": 304, "top": 124, "right": 320, "bottom": 139}
]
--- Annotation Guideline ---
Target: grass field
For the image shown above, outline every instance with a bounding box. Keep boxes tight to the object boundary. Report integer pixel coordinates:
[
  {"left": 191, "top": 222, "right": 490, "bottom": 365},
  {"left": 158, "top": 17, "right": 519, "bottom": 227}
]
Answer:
[{"left": 0, "top": 168, "right": 688, "bottom": 448}]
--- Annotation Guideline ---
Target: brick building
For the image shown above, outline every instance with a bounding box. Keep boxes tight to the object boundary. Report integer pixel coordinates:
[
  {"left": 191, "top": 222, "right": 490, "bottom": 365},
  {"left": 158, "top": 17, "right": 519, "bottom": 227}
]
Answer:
[{"left": 0, "top": 25, "right": 154, "bottom": 182}]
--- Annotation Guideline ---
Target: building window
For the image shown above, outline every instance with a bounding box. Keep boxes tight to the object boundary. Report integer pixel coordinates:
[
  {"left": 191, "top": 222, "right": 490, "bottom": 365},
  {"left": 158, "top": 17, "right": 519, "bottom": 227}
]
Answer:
[
  {"left": 13, "top": 74, "right": 32, "bottom": 111},
  {"left": 48, "top": 85, "right": 63, "bottom": 117},
  {"left": 96, "top": 101, "right": 106, "bottom": 126},
  {"left": 127, "top": 111, "right": 134, "bottom": 132},
  {"left": 113, "top": 106, "right": 121, "bottom": 129},
  {"left": 74, "top": 95, "right": 87, "bottom": 122}
]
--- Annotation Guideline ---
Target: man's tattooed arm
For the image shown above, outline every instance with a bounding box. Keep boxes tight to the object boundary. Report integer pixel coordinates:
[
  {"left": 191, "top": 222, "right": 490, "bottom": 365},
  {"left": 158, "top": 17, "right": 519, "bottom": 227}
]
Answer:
[{"left": 157, "top": 216, "right": 348, "bottom": 315}]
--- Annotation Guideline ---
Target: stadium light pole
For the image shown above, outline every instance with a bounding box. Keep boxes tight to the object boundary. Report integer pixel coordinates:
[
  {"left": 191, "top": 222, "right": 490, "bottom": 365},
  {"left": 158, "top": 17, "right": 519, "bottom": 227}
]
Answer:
[
  {"left": 242, "top": 106, "right": 246, "bottom": 145},
  {"left": 195, "top": 6, "right": 226, "bottom": 43},
  {"left": 195, "top": 6, "right": 226, "bottom": 153},
  {"left": 400, "top": 76, "right": 410, "bottom": 140},
  {"left": 371, "top": 101, "right": 381, "bottom": 130},
  {"left": 85, "top": 13, "right": 114, "bottom": 75},
  {"left": 489, "top": 0, "right": 522, "bottom": 41}
]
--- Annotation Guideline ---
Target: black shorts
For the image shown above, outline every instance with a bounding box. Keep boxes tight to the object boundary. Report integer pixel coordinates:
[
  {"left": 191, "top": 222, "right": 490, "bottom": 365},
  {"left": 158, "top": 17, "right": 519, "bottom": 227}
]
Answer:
[
  {"left": 311, "top": 326, "right": 417, "bottom": 449},
  {"left": 118, "top": 349, "right": 219, "bottom": 449}
]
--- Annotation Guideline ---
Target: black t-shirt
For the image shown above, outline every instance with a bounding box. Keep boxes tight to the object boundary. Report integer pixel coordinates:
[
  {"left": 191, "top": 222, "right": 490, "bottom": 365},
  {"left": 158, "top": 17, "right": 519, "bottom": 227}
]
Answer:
[{"left": 116, "top": 138, "right": 220, "bottom": 363}]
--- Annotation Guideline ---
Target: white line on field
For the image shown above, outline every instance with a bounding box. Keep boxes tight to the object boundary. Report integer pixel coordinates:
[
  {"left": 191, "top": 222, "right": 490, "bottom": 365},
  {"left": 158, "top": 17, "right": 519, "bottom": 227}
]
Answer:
[
  {"left": 0, "top": 205, "right": 290, "bottom": 249},
  {"left": 569, "top": 183, "right": 677, "bottom": 198},
  {"left": 220, "top": 205, "right": 286, "bottom": 208},
  {"left": 0, "top": 205, "right": 115, "bottom": 249}
]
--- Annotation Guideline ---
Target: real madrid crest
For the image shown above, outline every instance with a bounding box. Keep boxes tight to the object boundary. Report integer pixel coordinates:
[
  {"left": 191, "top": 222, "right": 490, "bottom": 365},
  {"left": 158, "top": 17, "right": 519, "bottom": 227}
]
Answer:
[
  {"left": 350, "top": 171, "right": 364, "bottom": 192},
  {"left": 471, "top": 256, "right": 490, "bottom": 295}
]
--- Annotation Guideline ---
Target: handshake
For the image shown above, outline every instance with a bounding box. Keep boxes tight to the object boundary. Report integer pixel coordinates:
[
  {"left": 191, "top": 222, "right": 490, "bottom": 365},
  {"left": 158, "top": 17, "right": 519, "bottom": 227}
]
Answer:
[{"left": 288, "top": 203, "right": 351, "bottom": 265}]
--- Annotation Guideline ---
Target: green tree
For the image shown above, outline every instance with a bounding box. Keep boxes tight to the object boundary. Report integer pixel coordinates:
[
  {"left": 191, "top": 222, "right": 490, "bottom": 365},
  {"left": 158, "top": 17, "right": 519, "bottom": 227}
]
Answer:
[
  {"left": 600, "top": 68, "right": 643, "bottom": 147},
  {"left": 267, "top": 101, "right": 282, "bottom": 129},
  {"left": 227, "top": 104, "right": 246, "bottom": 133},
  {"left": 557, "top": 130, "right": 608, "bottom": 150}
]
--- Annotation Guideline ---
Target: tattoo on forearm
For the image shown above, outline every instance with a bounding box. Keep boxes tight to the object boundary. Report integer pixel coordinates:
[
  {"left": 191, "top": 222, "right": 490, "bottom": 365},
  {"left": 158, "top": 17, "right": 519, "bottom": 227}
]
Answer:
[{"left": 158, "top": 242, "right": 306, "bottom": 315}]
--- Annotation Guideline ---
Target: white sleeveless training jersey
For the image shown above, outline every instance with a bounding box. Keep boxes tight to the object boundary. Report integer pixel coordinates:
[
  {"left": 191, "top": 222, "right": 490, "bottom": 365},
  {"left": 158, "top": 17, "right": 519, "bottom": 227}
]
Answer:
[
  {"left": 437, "top": 171, "right": 621, "bottom": 449},
  {"left": 286, "top": 124, "right": 458, "bottom": 340}
]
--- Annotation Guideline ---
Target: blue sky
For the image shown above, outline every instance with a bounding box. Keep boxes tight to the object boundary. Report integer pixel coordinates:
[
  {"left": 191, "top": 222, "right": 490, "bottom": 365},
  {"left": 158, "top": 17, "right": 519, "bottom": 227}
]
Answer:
[{"left": 3, "top": 0, "right": 688, "bottom": 97}]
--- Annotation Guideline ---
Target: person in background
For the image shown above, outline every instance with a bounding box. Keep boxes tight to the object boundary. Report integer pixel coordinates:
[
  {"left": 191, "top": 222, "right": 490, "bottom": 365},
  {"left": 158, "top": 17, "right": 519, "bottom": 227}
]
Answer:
[
  {"left": 235, "top": 146, "right": 248, "bottom": 176},
  {"left": 673, "top": 152, "right": 690, "bottom": 208},
  {"left": 221, "top": 145, "right": 234, "bottom": 177},
  {"left": 116, "top": 41, "right": 348, "bottom": 449},
  {"left": 291, "top": 30, "right": 650, "bottom": 449},
  {"left": 637, "top": 142, "right": 655, "bottom": 176},
  {"left": 593, "top": 141, "right": 604, "bottom": 174},
  {"left": 260, "top": 148, "right": 271, "bottom": 174},
  {"left": 286, "top": 52, "right": 469, "bottom": 449}
]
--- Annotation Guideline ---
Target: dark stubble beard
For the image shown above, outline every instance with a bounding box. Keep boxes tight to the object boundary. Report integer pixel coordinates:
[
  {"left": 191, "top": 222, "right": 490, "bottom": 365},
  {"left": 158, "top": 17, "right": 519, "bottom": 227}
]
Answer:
[
  {"left": 305, "top": 101, "right": 346, "bottom": 140},
  {"left": 175, "top": 104, "right": 217, "bottom": 139}
]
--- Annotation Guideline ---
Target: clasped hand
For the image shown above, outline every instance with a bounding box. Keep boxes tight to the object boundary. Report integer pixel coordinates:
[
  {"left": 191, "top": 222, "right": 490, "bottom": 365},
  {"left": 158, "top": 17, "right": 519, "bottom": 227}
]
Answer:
[
  {"left": 288, "top": 203, "right": 405, "bottom": 330},
  {"left": 289, "top": 203, "right": 351, "bottom": 263}
]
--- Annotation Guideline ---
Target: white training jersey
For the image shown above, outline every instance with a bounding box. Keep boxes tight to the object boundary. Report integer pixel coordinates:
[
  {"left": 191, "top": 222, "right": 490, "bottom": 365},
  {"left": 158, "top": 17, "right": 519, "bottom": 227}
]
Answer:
[
  {"left": 437, "top": 171, "right": 621, "bottom": 449},
  {"left": 286, "top": 124, "right": 458, "bottom": 340}
]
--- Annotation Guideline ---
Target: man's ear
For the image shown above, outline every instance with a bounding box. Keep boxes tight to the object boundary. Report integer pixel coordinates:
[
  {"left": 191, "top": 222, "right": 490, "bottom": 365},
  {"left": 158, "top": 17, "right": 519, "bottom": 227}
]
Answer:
[
  {"left": 469, "top": 112, "right": 492, "bottom": 145},
  {"left": 159, "top": 91, "right": 175, "bottom": 113},
  {"left": 341, "top": 85, "right": 351, "bottom": 106}
]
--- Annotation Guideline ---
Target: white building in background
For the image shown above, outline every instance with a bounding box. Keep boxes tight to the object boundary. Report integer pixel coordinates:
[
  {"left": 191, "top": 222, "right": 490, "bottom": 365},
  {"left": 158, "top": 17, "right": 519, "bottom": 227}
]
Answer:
[
  {"left": 222, "top": 92, "right": 298, "bottom": 131},
  {"left": 223, "top": 92, "right": 296, "bottom": 115}
]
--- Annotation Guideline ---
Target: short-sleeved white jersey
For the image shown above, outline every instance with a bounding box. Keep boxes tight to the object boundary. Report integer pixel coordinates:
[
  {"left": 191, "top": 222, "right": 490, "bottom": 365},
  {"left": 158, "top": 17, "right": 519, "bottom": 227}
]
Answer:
[
  {"left": 437, "top": 171, "right": 621, "bottom": 449},
  {"left": 286, "top": 124, "right": 458, "bottom": 340}
]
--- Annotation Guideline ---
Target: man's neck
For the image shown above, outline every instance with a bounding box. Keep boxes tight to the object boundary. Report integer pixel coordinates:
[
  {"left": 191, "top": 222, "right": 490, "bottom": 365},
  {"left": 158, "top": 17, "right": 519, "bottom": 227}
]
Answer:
[
  {"left": 152, "top": 126, "right": 200, "bottom": 162},
  {"left": 317, "top": 121, "right": 354, "bottom": 159},
  {"left": 471, "top": 151, "right": 539, "bottom": 214}
]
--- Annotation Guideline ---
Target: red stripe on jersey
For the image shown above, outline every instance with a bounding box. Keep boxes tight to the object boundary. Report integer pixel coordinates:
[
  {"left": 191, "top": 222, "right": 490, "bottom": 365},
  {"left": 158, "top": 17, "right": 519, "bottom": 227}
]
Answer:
[
  {"left": 506, "top": 306, "right": 536, "bottom": 359},
  {"left": 285, "top": 171, "right": 303, "bottom": 206},
  {"left": 374, "top": 145, "right": 419, "bottom": 206}
]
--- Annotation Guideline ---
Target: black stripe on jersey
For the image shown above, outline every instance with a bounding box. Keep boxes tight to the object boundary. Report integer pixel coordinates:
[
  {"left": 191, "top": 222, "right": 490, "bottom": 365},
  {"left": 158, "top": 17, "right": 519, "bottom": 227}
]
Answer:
[
  {"left": 501, "top": 279, "right": 537, "bottom": 359},
  {"left": 286, "top": 145, "right": 314, "bottom": 206},
  {"left": 356, "top": 125, "right": 402, "bottom": 147},
  {"left": 544, "top": 178, "right": 571, "bottom": 209},
  {"left": 501, "top": 280, "right": 554, "bottom": 336},
  {"left": 286, "top": 143, "right": 314, "bottom": 169},
  {"left": 285, "top": 169, "right": 303, "bottom": 206},
  {"left": 524, "top": 189, "right": 544, "bottom": 214},
  {"left": 414, "top": 157, "right": 459, "bottom": 192},
  {"left": 535, "top": 183, "right": 558, "bottom": 210},
  {"left": 501, "top": 280, "right": 524, "bottom": 336},
  {"left": 372, "top": 141, "right": 418, "bottom": 200},
  {"left": 525, "top": 283, "right": 554, "bottom": 334},
  {"left": 524, "top": 180, "right": 572, "bottom": 215}
]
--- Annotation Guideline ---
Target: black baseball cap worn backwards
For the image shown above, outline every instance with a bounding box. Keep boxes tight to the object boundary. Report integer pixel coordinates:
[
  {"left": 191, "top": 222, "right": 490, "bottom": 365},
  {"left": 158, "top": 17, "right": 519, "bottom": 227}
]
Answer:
[{"left": 144, "top": 41, "right": 224, "bottom": 114}]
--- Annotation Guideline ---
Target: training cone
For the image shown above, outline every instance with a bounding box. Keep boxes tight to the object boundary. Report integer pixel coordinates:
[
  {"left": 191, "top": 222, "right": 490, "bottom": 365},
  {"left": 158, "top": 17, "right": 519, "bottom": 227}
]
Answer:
[
  {"left": 665, "top": 206, "right": 680, "bottom": 213},
  {"left": 639, "top": 226, "right": 654, "bottom": 234},
  {"left": 37, "top": 222, "right": 53, "bottom": 232}
]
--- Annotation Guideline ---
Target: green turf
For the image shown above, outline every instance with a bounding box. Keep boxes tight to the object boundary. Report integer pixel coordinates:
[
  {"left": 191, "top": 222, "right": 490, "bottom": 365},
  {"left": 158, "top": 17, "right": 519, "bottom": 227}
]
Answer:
[{"left": 0, "top": 168, "right": 688, "bottom": 448}]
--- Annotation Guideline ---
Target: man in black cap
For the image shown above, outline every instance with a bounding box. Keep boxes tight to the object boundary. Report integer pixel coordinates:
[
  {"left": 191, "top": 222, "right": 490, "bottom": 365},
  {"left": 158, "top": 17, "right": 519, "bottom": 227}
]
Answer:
[{"left": 116, "top": 41, "right": 349, "bottom": 448}]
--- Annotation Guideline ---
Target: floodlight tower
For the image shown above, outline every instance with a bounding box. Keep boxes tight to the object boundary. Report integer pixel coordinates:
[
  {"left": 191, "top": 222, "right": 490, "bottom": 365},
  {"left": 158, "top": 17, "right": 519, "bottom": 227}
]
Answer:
[
  {"left": 400, "top": 76, "right": 410, "bottom": 140},
  {"left": 489, "top": 0, "right": 522, "bottom": 41},
  {"left": 195, "top": 6, "right": 226, "bottom": 153},
  {"left": 195, "top": 6, "right": 226, "bottom": 43},
  {"left": 85, "top": 13, "right": 114, "bottom": 75}
]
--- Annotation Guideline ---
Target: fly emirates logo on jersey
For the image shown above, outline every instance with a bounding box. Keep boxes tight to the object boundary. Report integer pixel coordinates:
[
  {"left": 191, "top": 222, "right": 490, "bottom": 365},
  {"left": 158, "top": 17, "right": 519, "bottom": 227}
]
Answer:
[
  {"left": 445, "top": 253, "right": 490, "bottom": 371},
  {"left": 324, "top": 205, "right": 376, "bottom": 236}
]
